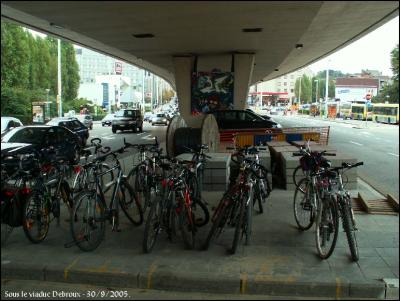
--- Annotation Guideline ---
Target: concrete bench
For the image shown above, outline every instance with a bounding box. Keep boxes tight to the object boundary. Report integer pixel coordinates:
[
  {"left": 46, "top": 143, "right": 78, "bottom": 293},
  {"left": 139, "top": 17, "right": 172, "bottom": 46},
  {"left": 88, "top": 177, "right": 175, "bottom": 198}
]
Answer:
[{"left": 282, "top": 151, "right": 359, "bottom": 190}]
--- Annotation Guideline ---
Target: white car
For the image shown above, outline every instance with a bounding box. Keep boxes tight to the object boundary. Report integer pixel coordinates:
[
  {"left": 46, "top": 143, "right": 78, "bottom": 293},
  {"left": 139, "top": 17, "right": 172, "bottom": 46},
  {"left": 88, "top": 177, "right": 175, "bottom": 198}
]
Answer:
[
  {"left": 151, "top": 113, "right": 168, "bottom": 126},
  {"left": 1, "top": 116, "right": 23, "bottom": 137},
  {"left": 101, "top": 113, "right": 115, "bottom": 126}
]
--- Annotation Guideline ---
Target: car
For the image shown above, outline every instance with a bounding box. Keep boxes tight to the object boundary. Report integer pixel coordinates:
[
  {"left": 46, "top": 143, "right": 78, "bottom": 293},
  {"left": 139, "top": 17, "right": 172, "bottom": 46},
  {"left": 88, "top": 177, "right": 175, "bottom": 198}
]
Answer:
[
  {"left": 207, "top": 110, "right": 282, "bottom": 130},
  {"left": 112, "top": 108, "right": 143, "bottom": 133},
  {"left": 151, "top": 113, "right": 169, "bottom": 126},
  {"left": 246, "top": 108, "right": 273, "bottom": 121},
  {"left": 46, "top": 117, "right": 89, "bottom": 146},
  {"left": 76, "top": 114, "right": 93, "bottom": 130},
  {"left": 143, "top": 112, "right": 154, "bottom": 122},
  {"left": 1, "top": 125, "right": 82, "bottom": 167},
  {"left": 1, "top": 117, "right": 23, "bottom": 137},
  {"left": 101, "top": 113, "right": 115, "bottom": 126}
]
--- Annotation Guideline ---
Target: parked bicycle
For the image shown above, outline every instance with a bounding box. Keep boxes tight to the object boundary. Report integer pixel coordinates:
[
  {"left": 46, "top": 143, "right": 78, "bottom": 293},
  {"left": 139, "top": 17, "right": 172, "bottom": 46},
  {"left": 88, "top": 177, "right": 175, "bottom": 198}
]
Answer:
[
  {"left": 202, "top": 146, "right": 267, "bottom": 254},
  {"left": 142, "top": 157, "right": 199, "bottom": 253},
  {"left": 315, "top": 161, "right": 363, "bottom": 261},
  {"left": 67, "top": 142, "right": 143, "bottom": 251}
]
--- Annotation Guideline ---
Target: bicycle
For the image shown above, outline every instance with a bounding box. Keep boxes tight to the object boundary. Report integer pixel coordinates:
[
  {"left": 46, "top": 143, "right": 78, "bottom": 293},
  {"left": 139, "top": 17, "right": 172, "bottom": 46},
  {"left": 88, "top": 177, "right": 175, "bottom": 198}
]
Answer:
[
  {"left": 316, "top": 161, "right": 363, "bottom": 261},
  {"left": 202, "top": 153, "right": 261, "bottom": 254},
  {"left": 142, "top": 157, "right": 197, "bottom": 253},
  {"left": 21, "top": 153, "right": 75, "bottom": 243},
  {"left": 72, "top": 138, "right": 115, "bottom": 195},
  {"left": 67, "top": 142, "right": 143, "bottom": 251},
  {"left": 292, "top": 147, "right": 336, "bottom": 231},
  {"left": 180, "top": 144, "right": 211, "bottom": 227}
]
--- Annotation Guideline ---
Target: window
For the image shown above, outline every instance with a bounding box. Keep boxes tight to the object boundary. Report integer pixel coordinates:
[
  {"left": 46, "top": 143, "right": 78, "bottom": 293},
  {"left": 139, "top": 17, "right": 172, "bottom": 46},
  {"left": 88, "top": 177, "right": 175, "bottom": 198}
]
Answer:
[
  {"left": 284, "top": 82, "right": 287, "bottom": 86},
  {"left": 290, "top": 89, "right": 294, "bottom": 93},
  {"left": 277, "top": 82, "right": 281, "bottom": 86},
  {"left": 284, "top": 88, "right": 288, "bottom": 92}
]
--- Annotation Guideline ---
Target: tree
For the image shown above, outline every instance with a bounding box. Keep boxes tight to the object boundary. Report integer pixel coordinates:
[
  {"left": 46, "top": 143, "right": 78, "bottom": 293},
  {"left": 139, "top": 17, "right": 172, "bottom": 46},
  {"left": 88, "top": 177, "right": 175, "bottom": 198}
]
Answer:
[
  {"left": 372, "top": 44, "right": 399, "bottom": 104},
  {"left": 294, "top": 74, "right": 312, "bottom": 104}
]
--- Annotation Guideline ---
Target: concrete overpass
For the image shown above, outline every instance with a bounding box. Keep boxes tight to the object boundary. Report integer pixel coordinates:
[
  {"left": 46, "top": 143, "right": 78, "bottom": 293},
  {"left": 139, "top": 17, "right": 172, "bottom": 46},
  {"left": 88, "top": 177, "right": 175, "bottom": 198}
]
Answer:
[{"left": 1, "top": 1, "right": 399, "bottom": 151}]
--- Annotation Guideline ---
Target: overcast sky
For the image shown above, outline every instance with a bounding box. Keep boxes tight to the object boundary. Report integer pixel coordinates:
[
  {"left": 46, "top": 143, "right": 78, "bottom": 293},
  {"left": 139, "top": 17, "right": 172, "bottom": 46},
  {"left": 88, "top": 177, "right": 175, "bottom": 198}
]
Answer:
[{"left": 308, "top": 16, "right": 399, "bottom": 77}]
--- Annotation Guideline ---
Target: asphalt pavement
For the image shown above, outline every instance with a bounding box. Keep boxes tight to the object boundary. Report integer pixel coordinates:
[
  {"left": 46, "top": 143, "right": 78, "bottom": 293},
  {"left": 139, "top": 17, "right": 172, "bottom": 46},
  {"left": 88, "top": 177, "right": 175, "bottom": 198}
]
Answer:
[{"left": 1, "top": 180, "right": 398, "bottom": 299}]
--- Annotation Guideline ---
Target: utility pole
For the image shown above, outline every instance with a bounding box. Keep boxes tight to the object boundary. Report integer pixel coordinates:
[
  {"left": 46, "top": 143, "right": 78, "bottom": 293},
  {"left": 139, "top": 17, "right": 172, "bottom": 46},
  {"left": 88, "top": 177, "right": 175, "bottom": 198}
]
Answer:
[
  {"left": 325, "top": 67, "right": 329, "bottom": 118},
  {"left": 57, "top": 39, "right": 62, "bottom": 117},
  {"left": 299, "top": 75, "right": 302, "bottom": 107},
  {"left": 142, "top": 69, "right": 145, "bottom": 114}
]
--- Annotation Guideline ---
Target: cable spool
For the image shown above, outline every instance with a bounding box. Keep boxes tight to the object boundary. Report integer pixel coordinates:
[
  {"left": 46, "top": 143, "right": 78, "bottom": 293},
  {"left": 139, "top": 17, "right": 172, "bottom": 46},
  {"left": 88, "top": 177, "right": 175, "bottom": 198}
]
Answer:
[{"left": 168, "top": 113, "right": 220, "bottom": 157}]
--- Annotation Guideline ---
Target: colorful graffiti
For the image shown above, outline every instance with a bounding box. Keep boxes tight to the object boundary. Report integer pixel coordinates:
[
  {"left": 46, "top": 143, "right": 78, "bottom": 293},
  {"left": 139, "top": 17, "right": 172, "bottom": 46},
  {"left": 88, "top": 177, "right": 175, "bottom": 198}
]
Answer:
[{"left": 191, "top": 71, "right": 234, "bottom": 115}]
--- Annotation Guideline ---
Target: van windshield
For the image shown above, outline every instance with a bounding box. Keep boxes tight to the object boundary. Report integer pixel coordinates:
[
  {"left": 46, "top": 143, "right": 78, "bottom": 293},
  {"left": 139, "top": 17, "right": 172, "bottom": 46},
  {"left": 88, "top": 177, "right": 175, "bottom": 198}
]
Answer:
[{"left": 115, "top": 110, "right": 138, "bottom": 117}]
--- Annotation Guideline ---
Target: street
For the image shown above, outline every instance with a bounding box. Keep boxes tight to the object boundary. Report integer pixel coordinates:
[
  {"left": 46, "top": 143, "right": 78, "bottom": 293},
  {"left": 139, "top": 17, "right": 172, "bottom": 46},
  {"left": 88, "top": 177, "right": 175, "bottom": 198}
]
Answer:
[{"left": 272, "top": 114, "right": 399, "bottom": 199}]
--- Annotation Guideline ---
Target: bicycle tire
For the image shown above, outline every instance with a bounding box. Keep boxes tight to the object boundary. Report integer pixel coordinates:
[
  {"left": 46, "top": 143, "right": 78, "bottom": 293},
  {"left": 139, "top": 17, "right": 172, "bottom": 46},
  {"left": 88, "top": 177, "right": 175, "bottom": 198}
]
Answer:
[
  {"left": 127, "top": 164, "right": 150, "bottom": 211},
  {"left": 293, "top": 178, "right": 316, "bottom": 231},
  {"left": 292, "top": 165, "right": 306, "bottom": 188},
  {"left": 201, "top": 201, "right": 229, "bottom": 250},
  {"left": 230, "top": 196, "right": 246, "bottom": 254},
  {"left": 142, "top": 198, "right": 163, "bottom": 253},
  {"left": 341, "top": 197, "right": 359, "bottom": 261},
  {"left": 70, "top": 191, "right": 106, "bottom": 252},
  {"left": 22, "top": 192, "right": 50, "bottom": 244},
  {"left": 245, "top": 190, "right": 253, "bottom": 246},
  {"left": 315, "top": 196, "right": 339, "bottom": 259},
  {"left": 191, "top": 197, "right": 210, "bottom": 227},
  {"left": 119, "top": 181, "right": 144, "bottom": 226},
  {"left": 253, "top": 181, "right": 264, "bottom": 214},
  {"left": 180, "top": 198, "right": 196, "bottom": 250}
]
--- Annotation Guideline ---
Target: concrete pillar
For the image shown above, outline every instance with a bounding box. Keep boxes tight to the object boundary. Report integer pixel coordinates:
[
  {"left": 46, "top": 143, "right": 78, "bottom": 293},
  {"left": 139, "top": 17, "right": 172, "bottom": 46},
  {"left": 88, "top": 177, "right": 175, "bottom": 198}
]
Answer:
[
  {"left": 233, "top": 53, "right": 255, "bottom": 110},
  {"left": 172, "top": 53, "right": 255, "bottom": 127}
]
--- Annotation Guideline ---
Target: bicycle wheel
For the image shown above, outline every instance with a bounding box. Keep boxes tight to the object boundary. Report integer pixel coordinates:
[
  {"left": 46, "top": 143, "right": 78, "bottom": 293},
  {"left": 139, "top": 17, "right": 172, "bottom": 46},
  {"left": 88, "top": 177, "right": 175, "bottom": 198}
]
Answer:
[
  {"left": 230, "top": 197, "right": 246, "bottom": 254},
  {"left": 293, "top": 165, "right": 307, "bottom": 188},
  {"left": 244, "top": 191, "right": 253, "bottom": 246},
  {"left": 341, "top": 197, "right": 359, "bottom": 261},
  {"left": 22, "top": 192, "right": 50, "bottom": 244},
  {"left": 98, "top": 163, "right": 115, "bottom": 194},
  {"left": 191, "top": 197, "right": 209, "bottom": 227},
  {"left": 128, "top": 164, "right": 150, "bottom": 211},
  {"left": 315, "top": 196, "right": 339, "bottom": 259},
  {"left": 253, "top": 180, "right": 264, "bottom": 214},
  {"left": 180, "top": 198, "right": 196, "bottom": 249},
  {"left": 293, "top": 178, "right": 316, "bottom": 231},
  {"left": 201, "top": 200, "right": 229, "bottom": 250},
  {"left": 142, "top": 198, "right": 163, "bottom": 253},
  {"left": 70, "top": 191, "right": 105, "bottom": 252},
  {"left": 119, "top": 181, "right": 143, "bottom": 226}
]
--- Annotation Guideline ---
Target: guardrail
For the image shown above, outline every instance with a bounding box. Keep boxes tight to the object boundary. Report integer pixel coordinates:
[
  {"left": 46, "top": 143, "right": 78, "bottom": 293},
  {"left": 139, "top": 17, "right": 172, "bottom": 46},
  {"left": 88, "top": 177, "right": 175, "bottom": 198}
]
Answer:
[{"left": 219, "top": 126, "right": 330, "bottom": 148}]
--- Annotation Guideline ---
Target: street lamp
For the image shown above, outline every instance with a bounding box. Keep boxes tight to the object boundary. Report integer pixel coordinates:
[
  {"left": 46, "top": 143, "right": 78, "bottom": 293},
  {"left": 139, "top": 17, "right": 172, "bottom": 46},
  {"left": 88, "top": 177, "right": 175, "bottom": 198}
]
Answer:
[{"left": 45, "top": 88, "right": 50, "bottom": 120}]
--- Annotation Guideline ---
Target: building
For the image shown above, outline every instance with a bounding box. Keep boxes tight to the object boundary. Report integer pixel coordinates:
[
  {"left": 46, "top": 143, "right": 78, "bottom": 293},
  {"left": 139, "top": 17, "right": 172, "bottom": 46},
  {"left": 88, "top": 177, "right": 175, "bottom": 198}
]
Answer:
[
  {"left": 75, "top": 47, "right": 171, "bottom": 112},
  {"left": 248, "top": 67, "right": 313, "bottom": 108},
  {"left": 335, "top": 77, "right": 379, "bottom": 103}
]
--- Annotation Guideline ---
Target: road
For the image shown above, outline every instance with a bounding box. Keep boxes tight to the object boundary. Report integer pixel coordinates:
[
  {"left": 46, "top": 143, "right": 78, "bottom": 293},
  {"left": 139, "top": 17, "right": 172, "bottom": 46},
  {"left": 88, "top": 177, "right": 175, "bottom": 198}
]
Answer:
[{"left": 272, "top": 114, "right": 399, "bottom": 199}]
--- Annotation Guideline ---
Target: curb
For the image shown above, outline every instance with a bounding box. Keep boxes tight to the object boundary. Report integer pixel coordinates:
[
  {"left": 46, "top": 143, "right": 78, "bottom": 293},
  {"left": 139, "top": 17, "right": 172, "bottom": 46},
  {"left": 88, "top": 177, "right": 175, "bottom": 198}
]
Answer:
[{"left": 1, "top": 262, "right": 388, "bottom": 299}]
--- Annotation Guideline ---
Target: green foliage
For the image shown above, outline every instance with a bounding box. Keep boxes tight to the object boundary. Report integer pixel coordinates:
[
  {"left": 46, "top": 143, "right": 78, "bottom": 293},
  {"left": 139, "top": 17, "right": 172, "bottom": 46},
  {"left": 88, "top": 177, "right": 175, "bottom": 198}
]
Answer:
[
  {"left": 1, "top": 20, "right": 81, "bottom": 121},
  {"left": 373, "top": 44, "right": 399, "bottom": 104},
  {"left": 294, "top": 74, "right": 312, "bottom": 104}
]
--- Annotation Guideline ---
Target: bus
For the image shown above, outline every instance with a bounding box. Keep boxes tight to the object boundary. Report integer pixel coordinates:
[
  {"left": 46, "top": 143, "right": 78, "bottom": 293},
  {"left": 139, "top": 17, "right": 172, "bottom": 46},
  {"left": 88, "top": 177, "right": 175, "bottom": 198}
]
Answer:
[
  {"left": 372, "top": 103, "right": 399, "bottom": 124},
  {"left": 351, "top": 103, "right": 372, "bottom": 121},
  {"left": 339, "top": 102, "right": 352, "bottom": 119}
]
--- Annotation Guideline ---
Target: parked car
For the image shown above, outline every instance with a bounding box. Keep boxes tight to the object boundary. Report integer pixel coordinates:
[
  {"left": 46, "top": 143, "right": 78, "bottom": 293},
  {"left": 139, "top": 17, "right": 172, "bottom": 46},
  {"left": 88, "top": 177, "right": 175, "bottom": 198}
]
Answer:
[
  {"left": 144, "top": 112, "right": 154, "bottom": 122},
  {"left": 246, "top": 109, "right": 273, "bottom": 121},
  {"left": 207, "top": 110, "right": 282, "bottom": 130},
  {"left": 76, "top": 114, "right": 93, "bottom": 130},
  {"left": 101, "top": 113, "right": 115, "bottom": 126},
  {"left": 1, "top": 117, "right": 23, "bottom": 137},
  {"left": 151, "top": 113, "right": 169, "bottom": 126},
  {"left": 1, "top": 125, "right": 82, "bottom": 167},
  {"left": 112, "top": 108, "right": 143, "bottom": 133},
  {"left": 46, "top": 117, "right": 89, "bottom": 146}
]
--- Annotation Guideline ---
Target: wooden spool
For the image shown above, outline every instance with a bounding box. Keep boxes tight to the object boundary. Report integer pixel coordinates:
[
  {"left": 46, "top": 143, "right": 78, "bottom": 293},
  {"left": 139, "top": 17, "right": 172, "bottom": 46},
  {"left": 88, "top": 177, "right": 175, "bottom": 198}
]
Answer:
[
  {"left": 166, "top": 115, "right": 187, "bottom": 157},
  {"left": 167, "top": 114, "right": 220, "bottom": 157}
]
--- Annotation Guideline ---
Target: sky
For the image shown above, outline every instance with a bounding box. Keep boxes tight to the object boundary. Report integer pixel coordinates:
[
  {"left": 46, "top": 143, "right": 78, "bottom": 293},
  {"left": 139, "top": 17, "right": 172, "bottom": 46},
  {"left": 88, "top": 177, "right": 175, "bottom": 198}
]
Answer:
[
  {"left": 308, "top": 16, "right": 399, "bottom": 77},
  {"left": 27, "top": 15, "right": 399, "bottom": 77}
]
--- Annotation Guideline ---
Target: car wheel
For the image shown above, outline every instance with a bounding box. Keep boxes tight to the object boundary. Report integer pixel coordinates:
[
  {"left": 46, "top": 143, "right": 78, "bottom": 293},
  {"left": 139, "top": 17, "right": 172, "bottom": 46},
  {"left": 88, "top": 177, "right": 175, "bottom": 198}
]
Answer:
[
  {"left": 139, "top": 126, "right": 143, "bottom": 132},
  {"left": 90, "top": 125, "right": 93, "bottom": 130},
  {"left": 112, "top": 127, "right": 117, "bottom": 134},
  {"left": 102, "top": 123, "right": 105, "bottom": 127}
]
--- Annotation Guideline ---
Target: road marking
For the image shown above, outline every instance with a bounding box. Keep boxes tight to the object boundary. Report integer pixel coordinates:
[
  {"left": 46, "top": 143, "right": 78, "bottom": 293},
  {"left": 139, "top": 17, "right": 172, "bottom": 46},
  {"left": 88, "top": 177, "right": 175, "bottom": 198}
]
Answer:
[
  {"left": 64, "top": 258, "right": 80, "bottom": 280},
  {"left": 349, "top": 141, "right": 363, "bottom": 146},
  {"left": 360, "top": 131, "right": 371, "bottom": 136},
  {"left": 147, "top": 262, "right": 158, "bottom": 289},
  {"left": 388, "top": 153, "right": 399, "bottom": 157},
  {"left": 336, "top": 277, "right": 342, "bottom": 299},
  {"left": 240, "top": 272, "right": 248, "bottom": 294}
]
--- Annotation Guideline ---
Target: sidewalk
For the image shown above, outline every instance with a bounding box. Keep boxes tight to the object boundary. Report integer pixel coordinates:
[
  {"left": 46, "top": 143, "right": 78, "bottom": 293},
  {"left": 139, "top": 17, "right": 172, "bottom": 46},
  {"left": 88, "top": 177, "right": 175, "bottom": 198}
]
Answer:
[{"left": 1, "top": 180, "right": 398, "bottom": 299}]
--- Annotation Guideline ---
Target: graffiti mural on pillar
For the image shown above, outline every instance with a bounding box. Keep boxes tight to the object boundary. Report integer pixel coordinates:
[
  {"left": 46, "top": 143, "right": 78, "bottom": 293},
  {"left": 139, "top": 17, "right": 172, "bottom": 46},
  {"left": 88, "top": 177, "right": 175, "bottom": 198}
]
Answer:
[{"left": 191, "top": 71, "right": 234, "bottom": 115}]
